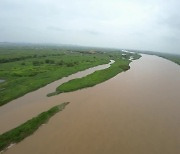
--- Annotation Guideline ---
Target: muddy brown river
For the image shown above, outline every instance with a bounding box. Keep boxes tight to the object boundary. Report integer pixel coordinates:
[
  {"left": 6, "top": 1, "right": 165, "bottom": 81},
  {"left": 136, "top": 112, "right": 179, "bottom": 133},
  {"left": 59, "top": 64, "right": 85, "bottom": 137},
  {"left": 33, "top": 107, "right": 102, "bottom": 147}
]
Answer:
[
  {"left": 1, "top": 54, "right": 180, "bottom": 154},
  {"left": 0, "top": 60, "right": 114, "bottom": 134}
]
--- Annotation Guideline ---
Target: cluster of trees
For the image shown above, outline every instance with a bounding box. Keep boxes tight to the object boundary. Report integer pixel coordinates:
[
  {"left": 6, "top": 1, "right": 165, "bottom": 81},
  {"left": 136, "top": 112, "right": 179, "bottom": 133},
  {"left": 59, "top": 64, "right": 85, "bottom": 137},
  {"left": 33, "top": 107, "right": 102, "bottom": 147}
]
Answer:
[
  {"left": 45, "top": 59, "right": 55, "bottom": 64},
  {"left": 0, "top": 53, "right": 64, "bottom": 64},
  {"left": 32, "top": 61, "right": 43, "bottom": 66},
  {"left": 0, "top": 56, "right": 33, "bottom": 63},
  {"left": 32, "top": 59, "right": 79, "bottom": 67}
]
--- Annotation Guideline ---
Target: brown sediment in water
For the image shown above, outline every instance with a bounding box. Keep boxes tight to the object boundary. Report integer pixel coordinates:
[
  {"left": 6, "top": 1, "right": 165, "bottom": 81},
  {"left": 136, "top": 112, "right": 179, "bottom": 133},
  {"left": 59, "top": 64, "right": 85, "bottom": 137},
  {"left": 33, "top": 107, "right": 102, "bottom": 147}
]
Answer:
[
  {"left": 0, "top": 60, "right": 114, "bottom": 134},
  {"left": 1, "top": 55, "right": 180, "bottom": 154}
]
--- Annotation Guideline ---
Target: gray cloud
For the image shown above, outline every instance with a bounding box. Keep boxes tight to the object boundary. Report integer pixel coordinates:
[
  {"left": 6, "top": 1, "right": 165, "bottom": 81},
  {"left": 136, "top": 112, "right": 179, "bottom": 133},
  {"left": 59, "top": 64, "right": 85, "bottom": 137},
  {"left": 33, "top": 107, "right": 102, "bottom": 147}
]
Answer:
[
  {"left": 47, "top": 26, "right": 65, "bottom": 32},
  {"left": 47, "top": 26, "right": 101, "bottom": 36},
  {"left": 82, "top": 30, "right": 102, "bottom": 35},
  {"left": 160, "top": 14, "right": 180, "bottom": 31},
  {"left": 0, "top": 0, "right": 180, "bottom": 54}
]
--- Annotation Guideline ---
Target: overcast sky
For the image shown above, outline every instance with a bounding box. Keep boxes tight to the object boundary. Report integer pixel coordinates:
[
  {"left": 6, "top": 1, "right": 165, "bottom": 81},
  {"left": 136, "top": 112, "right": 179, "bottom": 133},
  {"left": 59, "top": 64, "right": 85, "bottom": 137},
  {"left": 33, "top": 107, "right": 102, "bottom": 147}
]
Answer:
[{"left": 0, "top": 0, "right": 180, "bottom": 53}]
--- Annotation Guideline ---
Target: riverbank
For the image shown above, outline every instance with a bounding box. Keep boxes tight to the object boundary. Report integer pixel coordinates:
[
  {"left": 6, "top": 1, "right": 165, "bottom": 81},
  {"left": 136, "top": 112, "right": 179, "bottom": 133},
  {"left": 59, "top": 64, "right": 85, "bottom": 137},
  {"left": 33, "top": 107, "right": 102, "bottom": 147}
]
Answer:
[
  {"left": 134, "top": 50, "right": 180, "bottom": 66},
  {"left": 157, "top": 53, "right": 180, "bottom": 65}
]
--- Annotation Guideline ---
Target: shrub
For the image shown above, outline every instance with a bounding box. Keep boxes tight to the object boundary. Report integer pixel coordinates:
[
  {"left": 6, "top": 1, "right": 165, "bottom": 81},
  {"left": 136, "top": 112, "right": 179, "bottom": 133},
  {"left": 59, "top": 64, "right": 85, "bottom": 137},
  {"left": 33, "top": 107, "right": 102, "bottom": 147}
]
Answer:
[
  {"left": 57, "top": 60, "right": 64, "bottom": 66},
  {"left": 32, "top": 61, "right": 40, "bottom": 66},
  {"left": 45, "top": 59, "right": 55, "bottom": 64},
  {"left": 21, "top": 62, "right": 26, "bottom": 65},
  {"left": 66, "top": 62, "right": 75, "bottom": 67}
]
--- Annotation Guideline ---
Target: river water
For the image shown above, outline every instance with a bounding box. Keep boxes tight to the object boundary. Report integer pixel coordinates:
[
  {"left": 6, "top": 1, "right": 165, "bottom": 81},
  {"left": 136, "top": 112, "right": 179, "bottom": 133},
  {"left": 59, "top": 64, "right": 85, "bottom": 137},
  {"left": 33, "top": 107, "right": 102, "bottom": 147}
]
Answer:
[
  {"left": 2, "top": 55, "right": 180, "bottom": 154},
  {"left": 0, "top": 60, "right": 114, "bottom": 134}
]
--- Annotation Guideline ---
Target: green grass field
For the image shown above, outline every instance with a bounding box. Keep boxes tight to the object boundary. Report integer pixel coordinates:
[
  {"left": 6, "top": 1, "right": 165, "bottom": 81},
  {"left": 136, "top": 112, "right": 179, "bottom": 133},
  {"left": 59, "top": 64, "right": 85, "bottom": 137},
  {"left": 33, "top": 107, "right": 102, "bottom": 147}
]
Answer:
[
  {"left": 0, "top": 45, "right": 113, "bottom": 106},
  {"left": 0, "top": 102, "right": 69, "bottom": 152}
]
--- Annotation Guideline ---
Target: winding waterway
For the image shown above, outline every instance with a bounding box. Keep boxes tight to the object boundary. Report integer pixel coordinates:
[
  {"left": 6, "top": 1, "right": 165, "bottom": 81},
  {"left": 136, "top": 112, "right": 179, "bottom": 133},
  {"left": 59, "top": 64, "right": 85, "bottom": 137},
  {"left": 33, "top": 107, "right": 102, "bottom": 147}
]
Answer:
[
  {"left": 0, "top": 60, "right": 114, "bottom": 134},
  {"left": 1, "top": 55, "right": 180, "bottom": 154}
]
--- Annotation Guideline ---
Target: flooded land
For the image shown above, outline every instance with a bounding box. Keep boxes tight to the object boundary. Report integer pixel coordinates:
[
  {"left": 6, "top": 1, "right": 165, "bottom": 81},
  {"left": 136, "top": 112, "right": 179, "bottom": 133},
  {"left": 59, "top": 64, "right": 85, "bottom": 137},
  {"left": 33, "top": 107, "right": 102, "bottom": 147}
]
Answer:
[{"left": 2, "top": 54, "right": 180, "bottom": 154}]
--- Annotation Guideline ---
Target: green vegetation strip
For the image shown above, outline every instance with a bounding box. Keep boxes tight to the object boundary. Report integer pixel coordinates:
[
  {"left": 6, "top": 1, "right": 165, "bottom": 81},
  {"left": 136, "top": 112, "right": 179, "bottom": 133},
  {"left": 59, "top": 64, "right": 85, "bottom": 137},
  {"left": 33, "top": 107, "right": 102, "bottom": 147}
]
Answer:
[
  {"left": 135, "top": 50, "right": 180, "bottom": 66},
  {"left": 0, "top": 102, "right": 69, "bottom": 151},
  {"left": 158, "top": 54, "right": 180, "bottom": 65},
  {"left": 53, "top": 59, "right": 132, "bottom": 94}
]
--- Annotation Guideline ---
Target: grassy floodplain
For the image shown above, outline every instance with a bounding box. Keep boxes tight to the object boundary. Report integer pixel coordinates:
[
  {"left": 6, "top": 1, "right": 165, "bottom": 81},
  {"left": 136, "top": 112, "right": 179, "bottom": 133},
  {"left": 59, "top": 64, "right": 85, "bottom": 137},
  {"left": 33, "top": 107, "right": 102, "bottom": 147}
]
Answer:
[
  {"left": 49, "top": 53, "right": 141, "bottom": 95},
  {"left": 0, "top": 44, "right": 114, "bottom": 106},
  {"left": 0, "top": 43, "right": 140, "bottom": 105},
  {"left": 0, "top": 102, "right": 69, "bottom": 152}
]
